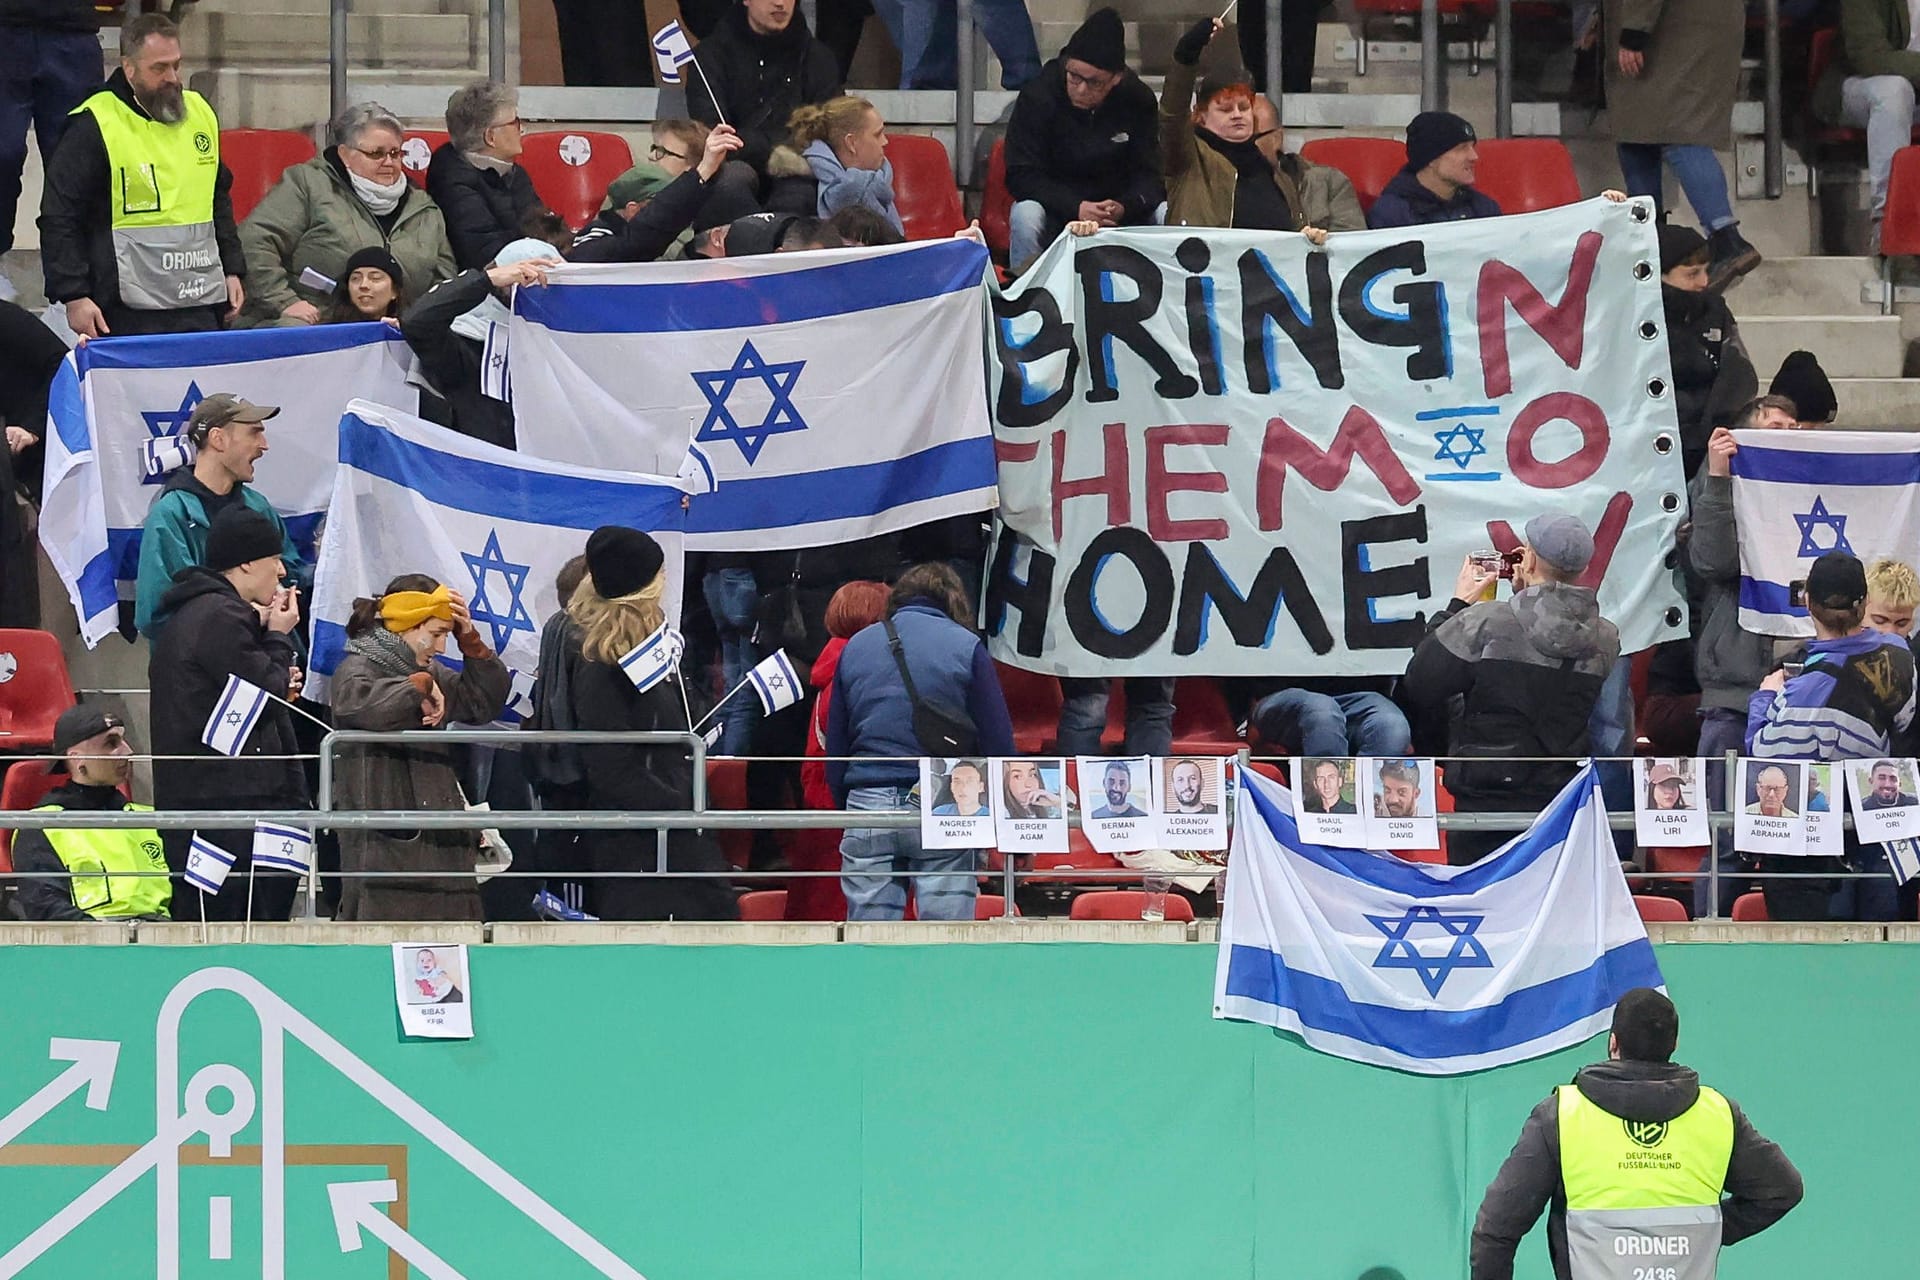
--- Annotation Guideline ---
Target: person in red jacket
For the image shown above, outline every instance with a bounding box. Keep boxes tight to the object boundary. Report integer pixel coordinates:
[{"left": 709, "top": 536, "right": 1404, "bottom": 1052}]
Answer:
[{"left": 791, "top": 579, "right": 890, "bottom": 920}]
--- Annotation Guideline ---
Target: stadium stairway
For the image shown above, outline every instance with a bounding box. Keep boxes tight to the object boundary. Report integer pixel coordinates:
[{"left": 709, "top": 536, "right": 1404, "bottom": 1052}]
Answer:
[{"left": 1733, "top": 255, "right": 1920, "bottom": 429}]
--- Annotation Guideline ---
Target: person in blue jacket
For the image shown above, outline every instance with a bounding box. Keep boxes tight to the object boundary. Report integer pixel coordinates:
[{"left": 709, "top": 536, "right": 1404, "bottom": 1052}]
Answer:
[
  {"left": 1368, "top": 111, "right": 1502, "bottom": 230},
  {"left": 826, "top": 562, "right": 1013, "bottom": 921}
]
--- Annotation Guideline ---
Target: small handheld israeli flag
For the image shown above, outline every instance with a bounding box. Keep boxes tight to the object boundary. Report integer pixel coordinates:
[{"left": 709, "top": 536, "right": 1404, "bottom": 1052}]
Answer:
[
  {"left": 481, "top": 323, "right": 512, "bottom": 402},
  {"left": 652, "top": 20, "right": 696, "bottom": 84},
  {"left": 618, "top": 621, "right": 684, "bottom": 694},
  {"left": 201, "top": 674, "right": 271, "bottom": 756},
  {"left": 141, "top": 435, "right": 194, "bottom": 480},
  {"left": 747, "top": 649, "right": 801, "bottom": 715},
  {"left": 252, "top": 822, "right": 314, "bottom": 874},
  {"left": 1887, "top": 838, "right": 1920, "bottom": 886},
  {"left": 183, "top": 835, "right": 235, "bottom": 894}
]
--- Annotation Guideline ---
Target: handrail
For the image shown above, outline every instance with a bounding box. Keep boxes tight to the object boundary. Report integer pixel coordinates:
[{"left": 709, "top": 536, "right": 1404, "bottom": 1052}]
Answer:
[
  {"left": 1420, "top": 0, "right": 1442, "bottom": 112},
  {"left": 1266, "top": 0, "right": 1285, "bottom": 129},
  {"left": 1493, "top": 0, "right": 1513, "bottom": 138},
  {"left": 1762, "top": 0, "right": 1784, "bottom": 198},
  {"left": 328, "top": 0, "right": 347, "bottom": 122},
  {"left": 955, "top": 0, "right": 976, "bottom": 183},
  {"left": 489, "top": 0, "right": 508, "bottom": 86}
]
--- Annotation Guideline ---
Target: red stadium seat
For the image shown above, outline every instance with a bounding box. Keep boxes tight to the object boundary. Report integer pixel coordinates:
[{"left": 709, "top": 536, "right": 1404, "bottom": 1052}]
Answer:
[
  {"left": 981, "top": 138, "right": 1012, "bottom": 261},
  {"left": 1633, "top": 894, "right": 1690, "bottom": 923},
  {"left": 706, "top": 758, "right": 751, "bottom": 870},
  {"left": 0, "top": 760, "right": 63, "bottom": 872},
  {"left": 1647, "top": 847, "right": 1706, "bottom": 877},
  {"left": 888, "top": 134, "right": 967, "bottom": 240},
  {"left": 1069, "top": 889, "right": 1196, "bottom": 922},
  {"left": 0, "top": 631, "right": 77, "bottom": 750},
  {"left": 993, "top": 661, "right": 1062, "bottom": 755},
  {"left": 520, "top": 130, "right": 635, "bottom": 228},
  {"left": 1879, "top": 148, "right": 1920, "bottom": 310},
  {"left": 1731, "top": 892, "right": 1771, "bottom": 922},
  {"left": 400, "top": 129, "right": 449, "bottom": 187},
  {"left": 221, "top": 129, "right": 317, "bottom": 223},
  {"left": 974, "top": 893, "right": 1020, "bottom": 918},
  {"left": 1299, "top": 137, "right": 1405, "bottom": 214},
  {"left": 1471, "top": 138, "right": 1582, "bottom": 214},
  {"left": 737, "top": 889, "right": 788, "bottom": 921}
]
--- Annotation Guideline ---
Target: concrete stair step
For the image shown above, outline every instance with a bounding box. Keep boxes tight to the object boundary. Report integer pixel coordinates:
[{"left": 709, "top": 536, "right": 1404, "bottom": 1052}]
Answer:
[
  {"left": 180, "top": 11, "right": 475, "bottom": 70},
  {"left": 1741, "top": 314, "right": 1907, "bottom": 381},
  {"left": 1833, "top": 378, "right": 1920, "bottom": 429},
  {"left": 1732, "top": 255, "right": 1883, "bottom": 316},
  {"left": 192, "top": 66, "right": 476, "bottom": 131}
]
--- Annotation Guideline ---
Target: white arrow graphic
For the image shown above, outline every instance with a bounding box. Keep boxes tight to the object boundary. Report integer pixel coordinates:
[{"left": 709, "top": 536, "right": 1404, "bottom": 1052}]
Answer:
[
  {"left": 328, "top": 1180, "right": 469, "bottom": 1280},
  {"left": 0, "top": 1038, "right": 119, "bottom": 1149}
]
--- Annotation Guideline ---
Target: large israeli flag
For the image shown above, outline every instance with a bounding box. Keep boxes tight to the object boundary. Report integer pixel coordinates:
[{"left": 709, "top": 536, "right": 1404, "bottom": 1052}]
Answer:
[
  {"left": 1214, "top": 765, "right": 1661, "bottom": 1075},
  {"left": 507, "top": 240, "right": 999, "bottom": 550},
  {"left": 1729, "top": 429, "right": 1920, "bottom": 637},
  {"left": 308, "top": 401, "right": 688, "bottom": 714},
  {"left": 40, "top": 324, "right": 414, "bottom": 645}
]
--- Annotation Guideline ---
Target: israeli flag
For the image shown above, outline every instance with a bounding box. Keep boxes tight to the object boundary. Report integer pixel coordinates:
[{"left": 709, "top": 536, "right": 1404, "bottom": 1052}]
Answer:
[
  {"left": 183, "top": 835, "right": 235, "bottom": 895},
  {"left": 651, "top": 20, "right": 696, "bottom": 84},
  {"left": 747, "top": 649, "right": 801, "bottom": 714},
  {"left": 1215, "top": 765, "right": 1662, "bottom": 1075},
  {"left": 618, "top": 622, "right": 684, "bottom": 693},
  {"left": 201, "top": 674, "right": 270, "bottom": 757},
  {"left": 1730, "top": 429, "right": 1920, "bottom": 637},
  {"left": 308, "top": 400, "right": 688, "bottom": 711},
  {"left": 40, "top": 324, "right": 414, "bottom": 646},
  {"left": 507, "top": 242, "right": 999, "bottom": 551},
  {"left": 252, "top": 822, "right": 314, "bottom": 874}
]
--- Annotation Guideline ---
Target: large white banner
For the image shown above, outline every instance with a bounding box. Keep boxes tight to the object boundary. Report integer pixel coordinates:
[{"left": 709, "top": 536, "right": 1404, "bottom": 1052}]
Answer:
[
  {"left": 507, "top": 240, "right": 999, "bottom": 551},
  {"left": 984, "top": 200, "right": 1687, "bottom": 676}
]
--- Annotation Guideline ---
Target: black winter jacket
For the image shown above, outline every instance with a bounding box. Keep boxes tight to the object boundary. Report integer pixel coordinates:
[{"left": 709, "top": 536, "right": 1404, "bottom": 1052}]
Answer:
[
  {"left": 566, "top": 168, "right": 717, "bottom": 263},
  {"left": 1367, "top": 167, "right": 1502, "bottom": 228},
  {"left": 1402, "top": 582, "right": 1620, "bottom": 803},
  {"left": 1471, "top": 1059, "right": 1804, "bottom": 1280},
  {"left": 425, "top": 144, "right": 544, "bottom": 270},
  {"left": 1664, "top": 283, "right": 1757, "bottom": 474},
  {"left": 0, "top": 0, "right": 96, "bottom": 29},
  {"left": 38, "top": 70, "right": 245, "bottom": 328},
  {"left": 398, "top": 268, "right": 515, "bottom": 449},
  {"left": 1004, "top": 62, "right": 1165, "bottom": 223},
  {"left": 148, "top": 567, "right": 307, "bottom": 812},
  {"left": 686, "top": 5, "right": 841, "bottom": 176},
  {"left": 0, "top": 299, "right": 66, "bottom": 502},
  {"left": 9, "top": 781, "right": 161, "bottom": 922}
]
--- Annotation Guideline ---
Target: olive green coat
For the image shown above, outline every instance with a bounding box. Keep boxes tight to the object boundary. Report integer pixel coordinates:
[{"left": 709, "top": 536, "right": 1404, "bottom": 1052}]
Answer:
[
  {"left": 1813, "top": 0, "right": 1920, "bottom": 124},
  {"left": 1603, "top": 0, "right": 1744, "bottom": 150}
]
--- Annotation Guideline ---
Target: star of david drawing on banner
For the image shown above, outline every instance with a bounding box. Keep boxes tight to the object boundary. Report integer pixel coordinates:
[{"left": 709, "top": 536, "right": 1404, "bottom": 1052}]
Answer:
[
  {"left": 462, "top": 530, "right": 535, "bottom": 652},
  {"left": 1432, "top": 422, "right": 1488, "bottom": 470},
  {"left": 691, "top": 340, "right": 808, "bottom": 465},
  {"left": 1792, "top": 496, "right": 1854, "bottom": 558},
  {"left": 1366, "top": 904, "right": 1494, "bottom": 997},
  {"left": 142, "top": 381, "right": 205, "bottom": 439}
]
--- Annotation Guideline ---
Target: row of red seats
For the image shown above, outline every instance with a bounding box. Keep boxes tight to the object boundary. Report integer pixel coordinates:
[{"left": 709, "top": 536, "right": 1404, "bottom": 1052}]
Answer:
[{"left": 739, "top": 887, "right": 1199, "bottom": 922}]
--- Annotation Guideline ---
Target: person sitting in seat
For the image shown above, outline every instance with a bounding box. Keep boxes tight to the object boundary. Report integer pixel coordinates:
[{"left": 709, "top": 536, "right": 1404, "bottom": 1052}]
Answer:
[
  {"left": 1368, "top": 111, "right": 1501, "bottom": 229},
  {"left": 322, "top": 246, "right": 408, "bottom": 324},
  {"left": 426, "top": 79, "right": 543, "bottom": 270},
  {"left": 790, "top": 95, "right": 901, "bottom": 232},
  {"left": 11, "top": 707, "right": 170, "bottom": 923},
  {"left": 686, "top": 0, "right": 841, "bottom": 203}
]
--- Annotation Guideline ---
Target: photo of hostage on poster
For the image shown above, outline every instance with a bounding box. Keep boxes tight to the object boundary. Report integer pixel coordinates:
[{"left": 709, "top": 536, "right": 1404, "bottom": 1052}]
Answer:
[
  {"left": 1735, "top": 759, "right": 1805, "bottom": 855},
  {"left": 1157, "top": 756, "right": 1227, "bottom": 848},
  {"left": 1847, "top": 758, "right": 1920, "bottom": 843},
  {"left": 1295, "top": 756, "right": 1368, "bottom": 848},
  {"left": 994, "top": 757, "right": 1069, "bottom": 853},
  {"left": 1804, "top": 762, "right": 1842, "bottom": 855},
  {"left": 921, "top": 757, "right": 995, "bottom": 849},
  {"left": 1362, "top": 757, "right": 1438, "bottom": 849},
  {"left": 1632, "top": 757, "right": 1708, "bottom": 846},
  {"left": 1078, "top": 756, "right": 1156, "bottom": 852},
  {"left": 392, "top": 942, "right": 473, "bottom": 1039}
]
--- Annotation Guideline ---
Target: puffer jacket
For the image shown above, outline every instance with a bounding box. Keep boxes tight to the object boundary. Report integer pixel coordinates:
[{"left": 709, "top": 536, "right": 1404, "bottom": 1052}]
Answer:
[
  {"left": 238, "top": 151, "right": 455, "bottom": 324},
  {"left": 1665, "top": 284, "right": 1756, "bottom": 473},
  {"left": 424, "top": 144, "right": 543, "bottom": 270},
  {"left": 1401, "top": 581, "right": 1622, "bottom": 802},
  {"left": 685, "top": 3, "right": 841, "bottom": 176},
  {"left": 1159, "top": 60, "right": 1364, "bottom": 233},
  {"left": 1686, "top": 468, "right": 1776, "bottom": 713}
]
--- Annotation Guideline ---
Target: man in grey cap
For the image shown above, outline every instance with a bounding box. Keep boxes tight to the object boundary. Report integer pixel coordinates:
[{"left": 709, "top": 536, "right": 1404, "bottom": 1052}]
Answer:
[
  {"left": 134, "top": 392, "right": 306, "bottom": 640},
  {"left": 1402, "top": 513, "right": 1622, "bottom": 864}
]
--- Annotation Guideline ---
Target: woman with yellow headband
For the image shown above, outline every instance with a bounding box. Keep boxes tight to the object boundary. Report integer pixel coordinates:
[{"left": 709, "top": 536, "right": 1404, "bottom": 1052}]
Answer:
[{"left": 330, "top": 572, "right": 510, "bottom": 921}]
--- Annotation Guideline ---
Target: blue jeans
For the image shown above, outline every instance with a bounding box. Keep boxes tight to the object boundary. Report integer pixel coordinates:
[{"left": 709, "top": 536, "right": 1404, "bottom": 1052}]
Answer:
[
  {"left": 0, "top": 27, "right": 101, "bottom": 255},
  {"left": 1058, "top": 677, "right": 1175, "bottom": 758},
  {"left": 1009, "top": 200, "right": 1168, "bottom": 273},
  {"left": 840, "top": 785, "right": 977, "bottom": 920},
  {"left": 702, "top": 567, "right": 760, "bottom": 756},
  {"left": 870, "top": 0, "right": 1041, "bottom": 89},
  {"left": 1616, "top": 143, "right": 1735, "bottom": 233},
  {"left": 1250, "top": 690, "right": 1410, "bottom": 757}
]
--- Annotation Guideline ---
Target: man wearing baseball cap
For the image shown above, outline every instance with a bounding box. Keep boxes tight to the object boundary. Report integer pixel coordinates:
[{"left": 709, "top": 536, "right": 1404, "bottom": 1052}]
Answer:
[
  {"left": 1368, "top": 110, "right": 1502, "bottom": 229},
  {"left": 133, "top": 392, "right": 307, "bottom": 641},
  {"left": 10, "top": 706, "right": 170, "bottom": 922},
  {"left": 1402, "top": 513, "right": 1622, "bottom": 865}
]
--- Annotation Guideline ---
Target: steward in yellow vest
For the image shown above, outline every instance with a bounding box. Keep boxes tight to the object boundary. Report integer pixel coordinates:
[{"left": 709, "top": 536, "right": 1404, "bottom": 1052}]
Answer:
[
  {"left": 9, "top": 707, "right": 170, "bottom": 922},
  {"left": 1471, "top": 989, "right": 1802, "bottom": 1280},
  {"left": 38, "top": 14, "right": 244, "bottom": 338}
]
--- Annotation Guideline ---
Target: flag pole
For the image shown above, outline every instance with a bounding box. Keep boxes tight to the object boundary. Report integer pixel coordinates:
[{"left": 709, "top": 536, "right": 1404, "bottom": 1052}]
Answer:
[
  {"left": 198, "top": 886, "right": 207, "bottom": 945},
  {"left": 1217, "top": 0, "right": 1238, "bottom": 21},
  {"left": 688, "top": 54, "right": 729, "bottom": 128},
  {"left": 243, "top": 858, "right": 255, "bottom": 944},
  {"left": 691, "top": 674, "right": 752, "bottom": 733}
]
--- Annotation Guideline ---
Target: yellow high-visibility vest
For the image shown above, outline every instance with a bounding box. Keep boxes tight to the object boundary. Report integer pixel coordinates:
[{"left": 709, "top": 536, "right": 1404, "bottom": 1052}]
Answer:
[{"left": 34, "top": 802, "right": 172, "bottom": 920}]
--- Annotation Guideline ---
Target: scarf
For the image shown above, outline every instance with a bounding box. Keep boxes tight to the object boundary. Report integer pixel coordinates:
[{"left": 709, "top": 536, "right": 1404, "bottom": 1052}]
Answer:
[
  {"left": 350, "top": 168, "right": 408, "bottom": 215},
  {"left": 1197, "top": 128, "right": 1297, "bottom": 232},
  {"left": 347, "top": 625, "right": 423, "bottom": 680},
  {"left": 463, "top": 150, "right": 514, "bottom": 175}
]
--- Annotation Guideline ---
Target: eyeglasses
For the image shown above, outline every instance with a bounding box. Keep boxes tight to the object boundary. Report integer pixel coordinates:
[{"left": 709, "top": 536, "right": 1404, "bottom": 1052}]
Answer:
[
  {"left": 350, "top": 145, "right": 405, "bottom": 162},
  {"left": 649, "top": 143, "right": 687, "bottom": 162},
  {"left": 1065, "top": 68, "right": 1117, "bottom": 91},
  {"left": 488, "top": 115, "right": 523, "bottom": 132}
]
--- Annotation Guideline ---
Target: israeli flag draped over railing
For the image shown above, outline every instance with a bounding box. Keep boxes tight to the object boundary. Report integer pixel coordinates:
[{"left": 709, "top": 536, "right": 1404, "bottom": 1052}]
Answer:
[
  {"left": 507, "top": 241, "right": 999, "bottom": 550},
  {"left": 1214, "top": 765, "right": 1661, "bottom": 1075},
  {"left": 41, "top": 324, "right": 414, "bottom": 646},
  {"left": 1730, "top": 428, "right": 1920, "bottom": 637},
  {"left": 308, "top": 401, "right": 689, "bottom": 711}
]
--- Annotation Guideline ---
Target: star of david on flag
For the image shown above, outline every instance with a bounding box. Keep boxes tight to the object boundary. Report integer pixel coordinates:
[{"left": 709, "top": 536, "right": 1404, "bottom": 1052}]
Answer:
[
  {"left": 1431, "top": 422, "right": 1488, "bottom": 470},
  {"left": 1366, "top": 905, "right": 1494, "bottom": 997},
  {"left": 183, "top": 834, "right": 235, "bottom": 894},
  {"left": 142, "top": 380, "right": 205, "bottom": 440},
  {"left": 201, "top": 674, "right": 271, "bottom": 757},
  {"left": 252, "top": 822, "right": 314, "bottom": 874},
  {"left": 618, "top": 622, "right": 685, "bottom": 694},
  {"left": 463, "top": 529, "right": 536, "bottom": 652},
  {"left": 1791, "top": 495, "right": 1853, "bottom": 557},
  {"left": 691, "top": 340, "right": 808, "bottom": 465},
  {"left": 747, "top": 649, "right": 802, "bottom": 714}
]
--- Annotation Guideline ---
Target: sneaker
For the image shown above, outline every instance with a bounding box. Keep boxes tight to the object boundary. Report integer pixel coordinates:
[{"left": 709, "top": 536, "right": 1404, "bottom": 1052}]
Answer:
[{"left": 1706, "top": 225, "right": 1761, "bottom": 293}]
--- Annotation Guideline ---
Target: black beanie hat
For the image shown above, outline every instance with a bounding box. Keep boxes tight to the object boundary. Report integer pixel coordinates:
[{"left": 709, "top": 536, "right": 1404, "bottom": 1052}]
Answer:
[
  {"left": 340, "top": 245, "right": 405, "bottom": 289},
  {"left": 1656, "top": 223, "right": 1708, "bottom": 275},
  {"left": 1404, "top": 110, "right": 1476, "bottom": 174},
  {"left": 1769, "top": 350, "right": 1838, "bottom": 424},
  {"left": 205, "top": 507, "right": 285, "bottom": 573},
  {"left": 1062, "top": 7, "right": 1127, "bottom": 73},
  {"left": 585, "top": 525, "right": 665, "bottom": 599}
]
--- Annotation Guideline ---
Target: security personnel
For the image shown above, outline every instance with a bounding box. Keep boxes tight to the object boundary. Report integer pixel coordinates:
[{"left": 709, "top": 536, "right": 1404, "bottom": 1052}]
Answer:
[
  {"left": 10, "top": 706, "right": 170, "bottom": 922},
  {"left": 37, "top": 12, "right": 245, "bottom": 338},
  {"left": 1470, "top": 988, "right": 1802, "bottom": 1280}
]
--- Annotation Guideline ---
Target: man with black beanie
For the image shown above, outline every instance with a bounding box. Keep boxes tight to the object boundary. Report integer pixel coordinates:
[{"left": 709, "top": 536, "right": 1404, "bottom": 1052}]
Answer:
[
  {"left": 148, "top": 505, "right": 309, "bottom": 921},
  {"left": 1369, "top": 110, "right": 1502, "bottom": 229},
  {"left": 1472, "top": 987, "right": 1803, "bottom": 1280},
  {"left": 1659, "top": 221, "right": 1756, "bottom": 477},
  {"left": 1768, "top": 350, "right": 1838, "bottom": 427},
  {"left": 1004, "top": 7, "right": 1165, "bottom": 271}
]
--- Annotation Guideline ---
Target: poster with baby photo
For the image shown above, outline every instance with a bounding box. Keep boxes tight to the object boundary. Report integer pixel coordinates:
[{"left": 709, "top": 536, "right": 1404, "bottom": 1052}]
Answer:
[
  {"left": 1846, "top": 757, "right": 1920, "bottom": 843},
  {"left": 993, "top": 758, "right": 1069, "bottom": 853},
  {"left": 920, "top": 757, "right": 995, "bottom": 850},
  {"left": 1733, "top": 759, "right": 1805, "bottom": 855},
  {"left": 1293, "top": 757, "right": 1369, "bottom": 849},
  {"left": 1803, "top": 763, "right": 1843, "bottom": 856},
  {"left": 1632, "top": 757, "right": 1709, "bottom": 846},
  {"left": 1076, "top": 756, "right": 1156, "bottom": 853},
  {"left": 1359, "top": 757, "right": 1439, "bottom": 849},
  {"left": 391, "top": 942, "right": 473, "bottom": 1039}
]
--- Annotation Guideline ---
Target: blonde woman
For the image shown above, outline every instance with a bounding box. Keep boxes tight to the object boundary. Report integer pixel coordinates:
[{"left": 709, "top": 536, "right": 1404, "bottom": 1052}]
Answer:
[
  {"left": 788, "top": 95, "right": 901, "bottom": 232},
  {"left": 567, "top": 526, "right": 738, "bottom": 921}
]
